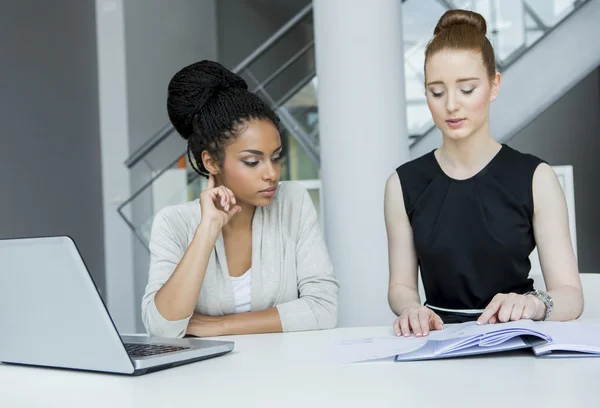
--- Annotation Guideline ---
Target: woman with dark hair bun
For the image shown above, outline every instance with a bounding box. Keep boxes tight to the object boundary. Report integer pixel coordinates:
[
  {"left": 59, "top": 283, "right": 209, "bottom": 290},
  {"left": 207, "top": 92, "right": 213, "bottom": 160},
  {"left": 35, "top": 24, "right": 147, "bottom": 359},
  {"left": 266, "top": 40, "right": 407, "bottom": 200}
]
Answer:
[
  {"left": 142, "top": 60, "right": 339, "bottom": 338},
  {"left": 385, "top": 10, "right": 583, "bottom": 337}
]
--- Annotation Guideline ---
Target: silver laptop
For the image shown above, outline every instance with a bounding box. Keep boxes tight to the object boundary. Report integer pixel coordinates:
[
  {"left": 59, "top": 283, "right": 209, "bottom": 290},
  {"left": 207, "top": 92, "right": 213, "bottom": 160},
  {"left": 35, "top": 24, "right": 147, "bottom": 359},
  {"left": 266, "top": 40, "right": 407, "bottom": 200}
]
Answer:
[{"left": 0, "top": 236, "right": 234, "bottom": 375}]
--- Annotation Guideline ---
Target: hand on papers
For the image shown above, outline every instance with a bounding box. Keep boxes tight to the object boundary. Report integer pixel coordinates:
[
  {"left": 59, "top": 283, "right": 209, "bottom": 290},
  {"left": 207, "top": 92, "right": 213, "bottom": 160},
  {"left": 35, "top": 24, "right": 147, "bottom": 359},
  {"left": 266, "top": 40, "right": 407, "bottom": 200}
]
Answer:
[
  {"left": 393, "top": 306, "right": 444, "bottom": 337},
  {"left": 477, "top": 293, "right": 541, "bottom": 325}
]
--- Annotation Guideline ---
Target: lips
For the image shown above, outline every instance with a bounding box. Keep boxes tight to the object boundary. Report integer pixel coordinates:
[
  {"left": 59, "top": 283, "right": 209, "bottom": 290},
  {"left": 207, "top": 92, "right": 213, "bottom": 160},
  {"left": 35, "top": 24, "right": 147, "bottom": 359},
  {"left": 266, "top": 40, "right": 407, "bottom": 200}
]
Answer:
[
  {"left": 446, "top": 118, "right": 466, "bottom": 128},
  {"left": 258, "top": 186, "right": 277, "bottom": 198},
  {"left": 259, "top": 186, "right": 277, "bottom": 193}
]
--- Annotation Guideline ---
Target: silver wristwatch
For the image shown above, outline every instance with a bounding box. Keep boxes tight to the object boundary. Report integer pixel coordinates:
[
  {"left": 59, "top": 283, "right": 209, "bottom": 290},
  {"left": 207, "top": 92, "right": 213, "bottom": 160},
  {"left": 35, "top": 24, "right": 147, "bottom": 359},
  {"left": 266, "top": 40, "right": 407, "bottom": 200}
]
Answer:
[{"left": 525, "top": 289, "right": 553, "bottom": 321}]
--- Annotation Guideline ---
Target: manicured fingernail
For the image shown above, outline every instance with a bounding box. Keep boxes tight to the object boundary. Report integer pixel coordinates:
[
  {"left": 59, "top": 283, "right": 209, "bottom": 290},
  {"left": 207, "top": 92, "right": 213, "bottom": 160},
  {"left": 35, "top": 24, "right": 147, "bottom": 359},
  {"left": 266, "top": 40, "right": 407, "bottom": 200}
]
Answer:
[
  {"left": 404, "top": 333, "right": 410, "bottom": 337},
  {"left": 415, "top": 333, "right": 422, "bottom": 337}
]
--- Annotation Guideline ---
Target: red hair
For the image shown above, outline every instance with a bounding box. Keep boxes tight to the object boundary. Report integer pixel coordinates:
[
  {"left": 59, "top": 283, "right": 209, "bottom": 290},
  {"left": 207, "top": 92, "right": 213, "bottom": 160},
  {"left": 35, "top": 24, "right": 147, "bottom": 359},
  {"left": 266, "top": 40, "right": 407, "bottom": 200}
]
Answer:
[{"left": 425, "top": 9, "right": 496, "bottom": 80}]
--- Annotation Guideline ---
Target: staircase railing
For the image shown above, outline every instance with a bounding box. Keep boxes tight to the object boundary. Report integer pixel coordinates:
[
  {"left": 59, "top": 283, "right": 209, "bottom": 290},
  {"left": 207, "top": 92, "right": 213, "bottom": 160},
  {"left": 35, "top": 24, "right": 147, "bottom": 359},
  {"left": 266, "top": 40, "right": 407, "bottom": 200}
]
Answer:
[{"left": 125, "top": 3, "right": 315, "bottom": 170}]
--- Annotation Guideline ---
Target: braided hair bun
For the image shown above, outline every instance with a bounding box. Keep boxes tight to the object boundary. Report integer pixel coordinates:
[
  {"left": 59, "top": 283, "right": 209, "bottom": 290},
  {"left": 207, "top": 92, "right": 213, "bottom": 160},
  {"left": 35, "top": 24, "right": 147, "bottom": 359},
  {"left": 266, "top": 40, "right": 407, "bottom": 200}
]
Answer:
[
  {"left": 166, "top": 60, "right": 280, "bottom": 177},
  {"left": 167, "top": 60, "right": 248, "bottom": 140}
]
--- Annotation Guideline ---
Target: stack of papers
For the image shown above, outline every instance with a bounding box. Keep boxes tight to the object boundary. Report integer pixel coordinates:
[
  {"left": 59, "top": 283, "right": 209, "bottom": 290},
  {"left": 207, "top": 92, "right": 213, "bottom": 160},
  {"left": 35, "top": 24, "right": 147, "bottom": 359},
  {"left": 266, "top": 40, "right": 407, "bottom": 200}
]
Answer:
[{"left": 325, "top": 320, "right": 600, "bottom": 364}]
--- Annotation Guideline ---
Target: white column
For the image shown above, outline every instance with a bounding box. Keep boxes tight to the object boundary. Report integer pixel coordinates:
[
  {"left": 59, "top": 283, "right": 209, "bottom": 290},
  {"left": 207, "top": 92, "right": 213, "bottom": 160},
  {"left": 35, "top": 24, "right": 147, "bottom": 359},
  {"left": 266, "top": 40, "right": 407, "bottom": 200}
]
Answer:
[
  {"left": 95, "top": 0, "right": 136, "bottom": 333},
  {"left": 313, "top": 0, "right": 409, "bottom": 327}
]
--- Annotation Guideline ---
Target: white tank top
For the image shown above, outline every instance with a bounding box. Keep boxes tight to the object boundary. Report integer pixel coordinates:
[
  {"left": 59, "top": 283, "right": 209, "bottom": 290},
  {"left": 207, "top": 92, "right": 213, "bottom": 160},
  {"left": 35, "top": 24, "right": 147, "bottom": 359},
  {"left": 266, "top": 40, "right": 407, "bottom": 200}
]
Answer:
[{"left": 230, "top": 269, "right": 251, "bottom": 314}]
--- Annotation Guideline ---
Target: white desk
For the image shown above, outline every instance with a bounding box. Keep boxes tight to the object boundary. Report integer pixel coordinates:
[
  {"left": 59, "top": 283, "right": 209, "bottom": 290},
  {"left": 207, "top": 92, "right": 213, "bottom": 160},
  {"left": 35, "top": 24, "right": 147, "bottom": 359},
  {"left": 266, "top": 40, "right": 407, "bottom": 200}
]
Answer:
[{"left": 1, "top": 326, "right": 599, "bottom": 407}]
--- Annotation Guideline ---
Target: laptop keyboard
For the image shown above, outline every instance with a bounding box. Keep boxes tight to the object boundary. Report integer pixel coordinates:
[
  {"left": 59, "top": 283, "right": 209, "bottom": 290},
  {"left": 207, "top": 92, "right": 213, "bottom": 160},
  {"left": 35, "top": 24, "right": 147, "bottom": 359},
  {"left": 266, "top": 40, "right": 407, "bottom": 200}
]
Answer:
[{"left": 124, "top": 343, "right": 190, "bottom": 358}]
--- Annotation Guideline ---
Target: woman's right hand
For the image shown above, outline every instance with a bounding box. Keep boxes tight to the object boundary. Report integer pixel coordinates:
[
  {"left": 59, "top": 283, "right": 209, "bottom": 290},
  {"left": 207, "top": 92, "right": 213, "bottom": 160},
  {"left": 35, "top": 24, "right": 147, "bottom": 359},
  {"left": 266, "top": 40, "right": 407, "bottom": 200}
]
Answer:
[
  {"left": 199, "top": 174, "right": 242, "bottom": 230},
  {"left": 393, "top": 306, "right": 444, "bottom": 337}
]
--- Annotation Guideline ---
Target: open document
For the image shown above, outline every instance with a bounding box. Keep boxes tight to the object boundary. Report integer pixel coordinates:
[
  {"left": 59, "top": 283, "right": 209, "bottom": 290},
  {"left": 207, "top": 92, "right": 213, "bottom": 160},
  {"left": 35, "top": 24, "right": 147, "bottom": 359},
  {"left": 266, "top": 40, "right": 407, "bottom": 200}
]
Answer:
[{"left": 324, "top": 320, "right": 600, "bottom": 364}]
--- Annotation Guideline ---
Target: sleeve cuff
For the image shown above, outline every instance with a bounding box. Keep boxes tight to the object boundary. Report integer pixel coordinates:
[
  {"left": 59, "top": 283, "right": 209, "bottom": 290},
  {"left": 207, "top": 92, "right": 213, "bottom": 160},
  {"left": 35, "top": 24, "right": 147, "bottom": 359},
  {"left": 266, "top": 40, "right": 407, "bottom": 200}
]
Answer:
[
  {"left": 276, "top": 300, "right": 319, "bottom": 332},
  {"left": 145, "top": 297, "right": 193, "bottom": 339}
]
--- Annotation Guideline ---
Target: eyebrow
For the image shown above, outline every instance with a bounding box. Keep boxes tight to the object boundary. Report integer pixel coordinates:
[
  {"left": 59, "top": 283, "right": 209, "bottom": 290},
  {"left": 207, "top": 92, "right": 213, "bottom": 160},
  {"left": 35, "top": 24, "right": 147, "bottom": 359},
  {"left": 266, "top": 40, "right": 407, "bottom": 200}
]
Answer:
[
  {"left": 426, "top": 77, "right": 480, "bottom": 86},
  {"left": 239, "top": 145, "right": 283, "bottom": 156}
]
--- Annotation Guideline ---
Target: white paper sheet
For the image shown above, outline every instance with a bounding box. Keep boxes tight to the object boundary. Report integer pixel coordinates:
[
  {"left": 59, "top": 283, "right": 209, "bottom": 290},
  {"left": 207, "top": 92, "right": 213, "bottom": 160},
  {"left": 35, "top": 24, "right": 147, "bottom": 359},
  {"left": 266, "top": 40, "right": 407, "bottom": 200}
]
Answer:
[{"left": 324, "top": 336, "right": 428, "bottom": 364}]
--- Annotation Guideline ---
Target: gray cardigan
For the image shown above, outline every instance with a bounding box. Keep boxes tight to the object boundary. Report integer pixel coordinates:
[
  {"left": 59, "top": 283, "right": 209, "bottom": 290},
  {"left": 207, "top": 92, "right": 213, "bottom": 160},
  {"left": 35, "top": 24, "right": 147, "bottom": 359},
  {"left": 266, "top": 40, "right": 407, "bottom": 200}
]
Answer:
[{"left": 141, "top": 181, "right": 340, "bottom": 338}]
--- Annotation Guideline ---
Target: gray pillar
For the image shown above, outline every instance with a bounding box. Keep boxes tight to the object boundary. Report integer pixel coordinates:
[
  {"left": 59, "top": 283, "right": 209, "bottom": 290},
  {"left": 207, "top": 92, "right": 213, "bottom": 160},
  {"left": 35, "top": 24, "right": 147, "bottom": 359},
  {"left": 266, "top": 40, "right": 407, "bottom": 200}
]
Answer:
[{"left": 313, "top": 0, "right": 409, "bottom": 326}]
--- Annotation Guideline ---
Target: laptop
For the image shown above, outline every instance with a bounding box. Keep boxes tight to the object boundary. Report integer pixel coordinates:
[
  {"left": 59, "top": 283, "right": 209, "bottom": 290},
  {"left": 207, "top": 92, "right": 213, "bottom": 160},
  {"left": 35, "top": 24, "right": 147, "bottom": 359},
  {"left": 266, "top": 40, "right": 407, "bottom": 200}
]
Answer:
[{"left": 0, "top": 236, "right": 234, "bottom": 375}]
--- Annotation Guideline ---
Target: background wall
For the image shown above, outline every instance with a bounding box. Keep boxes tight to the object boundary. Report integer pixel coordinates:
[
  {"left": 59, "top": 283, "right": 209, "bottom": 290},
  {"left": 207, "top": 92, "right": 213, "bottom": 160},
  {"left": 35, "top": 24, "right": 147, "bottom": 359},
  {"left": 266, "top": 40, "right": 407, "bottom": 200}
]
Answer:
[
  {"left": 509, "top": 67, "right": 600, "bottom": 275},
  {"left": 124, "top": 0, "right": 219, "bottom": 156},
  {"left": 0, "top": 0, "right": 105, "bottom": 294}
]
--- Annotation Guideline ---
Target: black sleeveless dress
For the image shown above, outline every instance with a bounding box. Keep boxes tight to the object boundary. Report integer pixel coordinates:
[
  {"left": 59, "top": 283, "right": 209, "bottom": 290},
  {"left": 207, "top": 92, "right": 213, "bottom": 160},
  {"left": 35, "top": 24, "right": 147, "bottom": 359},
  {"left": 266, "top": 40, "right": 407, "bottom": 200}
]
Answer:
[{"left": 396, "top": 144, "right": 545, "bottom": 323}]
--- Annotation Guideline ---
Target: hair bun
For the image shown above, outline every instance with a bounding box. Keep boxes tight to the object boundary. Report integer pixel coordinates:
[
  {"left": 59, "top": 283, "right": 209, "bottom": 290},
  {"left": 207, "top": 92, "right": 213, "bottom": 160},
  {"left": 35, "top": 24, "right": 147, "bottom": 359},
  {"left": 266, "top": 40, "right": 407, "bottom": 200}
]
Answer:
[
  {"left": 167, "top": 60, "right": 248, "bottom": 139},
  {"left": 434, "top": 9, "right": 487, "bottom": 36}
]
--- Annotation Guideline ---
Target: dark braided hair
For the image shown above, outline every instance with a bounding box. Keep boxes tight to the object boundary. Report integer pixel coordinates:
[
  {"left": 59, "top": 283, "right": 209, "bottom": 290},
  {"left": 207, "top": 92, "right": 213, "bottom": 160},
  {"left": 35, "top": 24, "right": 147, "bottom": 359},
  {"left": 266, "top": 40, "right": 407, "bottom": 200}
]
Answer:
[{"left": 167, "top": 60, "right": 280, "bottom": 178}]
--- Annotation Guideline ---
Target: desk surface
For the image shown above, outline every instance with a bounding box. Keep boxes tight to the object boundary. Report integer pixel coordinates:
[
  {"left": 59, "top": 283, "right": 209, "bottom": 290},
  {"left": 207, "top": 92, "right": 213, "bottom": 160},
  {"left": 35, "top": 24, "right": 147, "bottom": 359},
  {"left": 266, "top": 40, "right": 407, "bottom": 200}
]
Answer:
[{"left": 1, "top": 326, "right": 598, "bottom": 407}]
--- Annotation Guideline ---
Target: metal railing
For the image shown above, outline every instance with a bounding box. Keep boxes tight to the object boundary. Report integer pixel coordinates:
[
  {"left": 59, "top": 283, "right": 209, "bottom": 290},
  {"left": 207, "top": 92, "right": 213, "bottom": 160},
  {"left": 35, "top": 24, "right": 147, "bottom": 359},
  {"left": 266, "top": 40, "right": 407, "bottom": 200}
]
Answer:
[{"left": 124, "top": 3, "right": 314, "bottom": 170}]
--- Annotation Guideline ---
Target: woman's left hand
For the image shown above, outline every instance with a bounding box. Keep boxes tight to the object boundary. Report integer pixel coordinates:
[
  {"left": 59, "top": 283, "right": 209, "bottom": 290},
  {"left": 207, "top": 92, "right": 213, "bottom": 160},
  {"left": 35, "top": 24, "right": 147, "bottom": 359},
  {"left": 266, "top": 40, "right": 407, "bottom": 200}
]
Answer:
[{"left": 477, "top": 293, "right": 542, "bottom": 325}]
